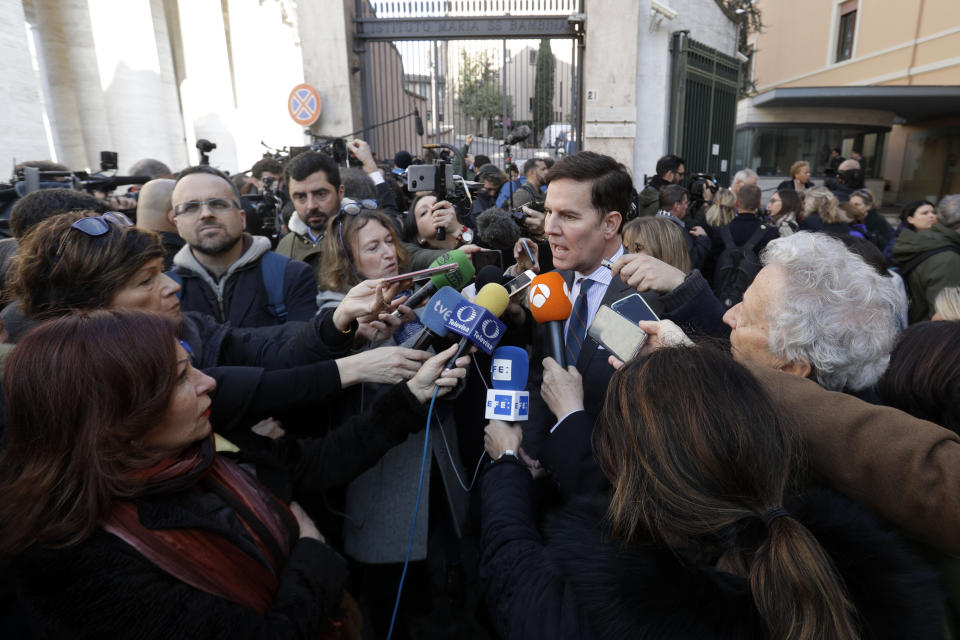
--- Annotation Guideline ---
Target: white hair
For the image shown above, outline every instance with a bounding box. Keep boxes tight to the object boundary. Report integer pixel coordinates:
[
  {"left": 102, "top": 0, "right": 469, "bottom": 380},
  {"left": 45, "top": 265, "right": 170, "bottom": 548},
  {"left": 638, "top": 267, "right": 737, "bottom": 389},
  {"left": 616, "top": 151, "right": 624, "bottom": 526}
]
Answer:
[
  {"left": 761, "top": 232, "right": 903, "bottom": 391},
  {"left": 937, "top": 194, "right": 960, "bottom": 229},
  {"left": 732, "top": 168, "right": 758, "bottom": 187}
]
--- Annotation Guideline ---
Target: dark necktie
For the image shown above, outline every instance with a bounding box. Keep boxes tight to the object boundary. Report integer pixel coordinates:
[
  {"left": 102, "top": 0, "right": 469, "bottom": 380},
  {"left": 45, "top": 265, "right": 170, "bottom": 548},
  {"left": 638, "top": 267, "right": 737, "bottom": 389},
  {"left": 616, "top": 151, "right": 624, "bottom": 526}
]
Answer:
[{"left": 565, "top": 278, "right": 593, "bottom": 365}]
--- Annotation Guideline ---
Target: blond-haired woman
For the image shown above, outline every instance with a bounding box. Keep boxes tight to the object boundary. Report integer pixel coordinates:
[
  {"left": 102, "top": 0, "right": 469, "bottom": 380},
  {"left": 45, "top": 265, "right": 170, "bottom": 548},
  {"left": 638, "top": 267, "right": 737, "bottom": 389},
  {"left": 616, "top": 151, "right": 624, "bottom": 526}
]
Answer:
[{"left": 777, "top": 160, "right": 815, "bottom": 191}]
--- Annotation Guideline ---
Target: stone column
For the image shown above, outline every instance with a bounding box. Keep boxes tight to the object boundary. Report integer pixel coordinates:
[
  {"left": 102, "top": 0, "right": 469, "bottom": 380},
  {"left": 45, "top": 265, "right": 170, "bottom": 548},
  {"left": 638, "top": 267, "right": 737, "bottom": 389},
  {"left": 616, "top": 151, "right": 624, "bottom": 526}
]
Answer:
[
  {"left": 0, "top": 0, "right": 52, "bottom": 167},
  {"left": 176, "top": 0, "right": 240, "bottom": 171}
]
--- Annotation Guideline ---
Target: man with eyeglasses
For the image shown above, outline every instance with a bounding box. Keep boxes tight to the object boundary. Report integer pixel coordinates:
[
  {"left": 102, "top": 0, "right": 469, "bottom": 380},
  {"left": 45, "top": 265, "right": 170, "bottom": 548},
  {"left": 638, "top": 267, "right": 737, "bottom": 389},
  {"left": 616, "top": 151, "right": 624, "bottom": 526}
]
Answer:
[
  {"left": 277, "top": 139, "right": 401, "bottom": 284},
  {"left": 636, "top": 154, "right": 685, "bottom": 218},
  {"left": 169, "top": 165, "right": 318, "bottom": 328}
]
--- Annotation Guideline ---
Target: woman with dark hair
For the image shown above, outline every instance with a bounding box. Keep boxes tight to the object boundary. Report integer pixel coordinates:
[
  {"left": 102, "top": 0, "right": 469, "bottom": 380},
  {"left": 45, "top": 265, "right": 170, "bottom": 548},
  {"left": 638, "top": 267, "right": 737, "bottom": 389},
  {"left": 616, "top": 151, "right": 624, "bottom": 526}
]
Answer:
[
  {"left": 768, "top": 188, "right": 803, "bottom": 237},
  {"left": 480, "top": 346, "right": 942, "bottom": 639},
  {"left": 880, "top": 321, "right": 960, "bottom": 433},
  {"left": 0, "top": 310, "right": 468, "bottom": 639},
  {"left": 892, "top": 201, "right": 960, "bottom": 322},
  {"left": 402, "top": 193, "right": 469, "bottom": 252}
]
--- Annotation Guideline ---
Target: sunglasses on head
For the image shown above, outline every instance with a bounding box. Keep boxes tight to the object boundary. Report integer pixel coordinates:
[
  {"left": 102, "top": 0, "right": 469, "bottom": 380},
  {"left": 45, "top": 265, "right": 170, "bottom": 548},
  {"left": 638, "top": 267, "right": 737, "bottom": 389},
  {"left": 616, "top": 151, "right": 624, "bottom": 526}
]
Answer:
[
  {"left": 337, "top": 199, "right": 379, "bottom": 279},
  {"left": 55, "top": 212, "right": 133, "bottom": 262}
]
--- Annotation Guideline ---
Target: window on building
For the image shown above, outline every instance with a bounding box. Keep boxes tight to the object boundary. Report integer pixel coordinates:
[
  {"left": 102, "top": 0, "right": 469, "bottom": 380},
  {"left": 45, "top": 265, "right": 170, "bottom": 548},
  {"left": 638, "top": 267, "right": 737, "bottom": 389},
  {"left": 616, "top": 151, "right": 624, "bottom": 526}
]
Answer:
[
  {"left": 835, "top": 0, "right": 858, "bottom": 63},
  {"left": 529, "top": 50, "right": 537, "bottom": 65},
  {"left": 733, "top": 124, "right": 888, "bottom": 179}
]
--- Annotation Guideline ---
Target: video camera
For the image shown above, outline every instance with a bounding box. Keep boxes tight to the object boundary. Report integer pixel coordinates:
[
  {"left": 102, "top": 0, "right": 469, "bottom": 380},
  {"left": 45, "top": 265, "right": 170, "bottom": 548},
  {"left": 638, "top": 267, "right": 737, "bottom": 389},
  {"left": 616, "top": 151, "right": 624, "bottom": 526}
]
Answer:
[
  {"left": 688, "top": 173, "right": 719, "bottom": 201},
  {"left": 241, "top": 175, "right": 284, "bottom": 247},
  {"left": 8, "top": 151, "right": 150, "bottom": 202},
  {"left": 405, "top": 144, "right": 480, "bottom": 241},
  {"left": 507, "top": 198, "right": 544, "bottom": 226}
]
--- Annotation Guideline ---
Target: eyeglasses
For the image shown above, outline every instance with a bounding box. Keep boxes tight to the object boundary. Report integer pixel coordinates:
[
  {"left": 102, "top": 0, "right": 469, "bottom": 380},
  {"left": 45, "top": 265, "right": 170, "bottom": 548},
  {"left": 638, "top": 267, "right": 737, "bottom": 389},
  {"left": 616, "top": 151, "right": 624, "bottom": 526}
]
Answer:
[
  {"left": 55, "top": 212, "right": 133, "bottom": 262},
  {"left": 173, "top": 198, "right": 240, "bottom": 217},
  {"left": 337, "top": 199, "right": 379, "bottom": 279}
]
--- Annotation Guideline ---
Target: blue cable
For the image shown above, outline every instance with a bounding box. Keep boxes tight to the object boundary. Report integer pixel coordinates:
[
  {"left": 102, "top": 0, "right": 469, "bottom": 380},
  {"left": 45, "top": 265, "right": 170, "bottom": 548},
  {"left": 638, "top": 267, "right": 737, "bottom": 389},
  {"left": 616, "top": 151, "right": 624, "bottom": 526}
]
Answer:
[{"left": 385, "top": 384, "right": 440, "bottom": 640}]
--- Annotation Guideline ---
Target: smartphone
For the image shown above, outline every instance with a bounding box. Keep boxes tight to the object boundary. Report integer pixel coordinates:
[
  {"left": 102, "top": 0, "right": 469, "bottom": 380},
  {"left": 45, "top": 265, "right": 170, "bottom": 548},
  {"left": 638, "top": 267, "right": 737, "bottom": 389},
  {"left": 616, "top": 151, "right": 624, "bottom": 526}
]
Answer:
[
  {"left": 505, "top": 269, "right": 535, "bottom": 297},
  {"left": 406, "top": 164, "right": 437, "bottom": 192},
  {"left": 588, "top": 305, "right": 648, "bottom": 362},
  {"left": 610, "top": 293, "right": 660, "bottom": 324},
  {"left": 379, "top": 262, "right": 458, "bottom": 284},
  {"left": 471, "top": 249, "right": 502, "bottom": 272}
]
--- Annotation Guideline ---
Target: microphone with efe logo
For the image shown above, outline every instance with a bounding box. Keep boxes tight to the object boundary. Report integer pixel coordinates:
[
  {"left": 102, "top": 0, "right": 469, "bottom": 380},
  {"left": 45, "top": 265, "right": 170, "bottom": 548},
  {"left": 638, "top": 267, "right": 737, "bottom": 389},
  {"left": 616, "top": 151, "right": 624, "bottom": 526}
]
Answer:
[{"left": 484, "top": 346, "right": 529, "bottom": 421}]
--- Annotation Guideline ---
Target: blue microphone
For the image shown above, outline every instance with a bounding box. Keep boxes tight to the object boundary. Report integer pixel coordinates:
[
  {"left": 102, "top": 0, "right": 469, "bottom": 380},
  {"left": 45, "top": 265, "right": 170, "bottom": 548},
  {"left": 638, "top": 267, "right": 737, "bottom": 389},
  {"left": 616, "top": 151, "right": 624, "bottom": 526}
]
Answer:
[
  {"left": 410, "top": 287, "right": 462, "bottom": 351},
  {"left": 485, "top": 346, "right": 530, "bottom": 421}
]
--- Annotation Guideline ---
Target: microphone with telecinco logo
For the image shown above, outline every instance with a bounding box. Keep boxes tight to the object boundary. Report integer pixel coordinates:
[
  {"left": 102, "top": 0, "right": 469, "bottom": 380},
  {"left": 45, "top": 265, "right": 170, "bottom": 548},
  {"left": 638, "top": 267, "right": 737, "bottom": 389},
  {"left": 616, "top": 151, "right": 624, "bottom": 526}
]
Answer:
[
  {"left": 484, "top": 346, "right": 529, "bottom": 421},
  {"left": 528, "top": 272, "right": 572, "bottom": 368}
]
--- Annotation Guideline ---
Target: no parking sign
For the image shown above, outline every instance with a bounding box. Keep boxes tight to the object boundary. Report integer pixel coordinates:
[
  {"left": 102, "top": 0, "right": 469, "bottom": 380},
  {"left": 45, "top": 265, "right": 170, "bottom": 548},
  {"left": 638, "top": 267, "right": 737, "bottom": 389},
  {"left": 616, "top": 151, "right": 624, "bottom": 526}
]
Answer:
[{"left": 288, "top": 83, "right": 322, "bottom": 126}]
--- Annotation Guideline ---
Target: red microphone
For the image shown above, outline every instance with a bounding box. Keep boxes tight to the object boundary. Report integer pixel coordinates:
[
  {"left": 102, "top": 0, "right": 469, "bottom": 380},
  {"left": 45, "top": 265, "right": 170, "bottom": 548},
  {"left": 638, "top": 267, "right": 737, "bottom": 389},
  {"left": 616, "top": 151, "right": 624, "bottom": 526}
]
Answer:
[{"left": 528, "top": 272, "right": 572, "bottom": 368}]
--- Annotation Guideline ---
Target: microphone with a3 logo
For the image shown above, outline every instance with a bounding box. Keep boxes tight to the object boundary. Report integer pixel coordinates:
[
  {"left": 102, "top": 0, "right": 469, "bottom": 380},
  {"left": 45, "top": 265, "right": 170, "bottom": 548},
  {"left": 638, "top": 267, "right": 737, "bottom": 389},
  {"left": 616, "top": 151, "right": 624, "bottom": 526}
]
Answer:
[
  {"left": 441, "top": 283, "right": 511, "bottom": 369},
  {"left": 484, "top": 346, "right": 529, "bottom": 422},
  {"left": 528, "top": 272, "right": 573, "bottom": 368}
]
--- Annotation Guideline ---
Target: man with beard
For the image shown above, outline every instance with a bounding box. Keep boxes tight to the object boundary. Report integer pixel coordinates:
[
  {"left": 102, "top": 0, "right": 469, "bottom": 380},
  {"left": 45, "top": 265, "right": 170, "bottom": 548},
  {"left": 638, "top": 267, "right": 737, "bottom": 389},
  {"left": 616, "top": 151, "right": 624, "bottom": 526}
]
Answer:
[
  {"left": 277, "top": 140, "right": 401, "bottom": 283},
  {"left": 169, "top": 165, "right": 318, "bottom": 328},
  {"left": 636, "top": 154, "right": 685, "bottom": 218}
]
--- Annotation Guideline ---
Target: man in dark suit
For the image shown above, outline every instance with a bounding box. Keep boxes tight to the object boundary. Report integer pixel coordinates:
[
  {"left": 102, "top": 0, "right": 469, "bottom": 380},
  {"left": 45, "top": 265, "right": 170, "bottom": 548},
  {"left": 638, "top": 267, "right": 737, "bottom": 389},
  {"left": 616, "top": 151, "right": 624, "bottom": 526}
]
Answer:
[{"left": 520, "top": 152, "right": 662, "bottom": 459}]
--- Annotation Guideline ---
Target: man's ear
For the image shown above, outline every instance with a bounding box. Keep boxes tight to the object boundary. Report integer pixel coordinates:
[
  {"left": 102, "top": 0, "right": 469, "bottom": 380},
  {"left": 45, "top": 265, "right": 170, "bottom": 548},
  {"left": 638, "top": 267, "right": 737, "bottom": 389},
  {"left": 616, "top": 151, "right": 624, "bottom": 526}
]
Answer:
[
  {"left": 602, "top": 211, "right": 622, "bottom": 239},
  {"left": 779, "top": 358, "right": 812, "bottom": 379},
  {"left": 338, "top": 184, "right": 345, "bottom": 200},
  {"left": 166, "top": 207, "right": 177, "bottom": 227}
]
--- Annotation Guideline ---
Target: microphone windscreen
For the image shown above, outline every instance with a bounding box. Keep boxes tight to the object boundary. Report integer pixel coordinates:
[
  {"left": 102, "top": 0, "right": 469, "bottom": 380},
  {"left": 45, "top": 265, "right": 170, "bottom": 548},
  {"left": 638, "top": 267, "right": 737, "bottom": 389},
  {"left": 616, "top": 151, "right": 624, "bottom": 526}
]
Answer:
[
  {"left": 529, "top": 272, "right": 572, "bottom": 323},
  {"left": 419, "top": 287, "right": 463, "bottom": 336},
  {"left": 474, "top": 283, "right": 510, "bottom": 318},
  {"left": 476, "top": 208, "right": 520, "bottom": 251},
  {"left": 429, "top": 250, "right": 476, "bottom": 291},
  {"left": 490, "top": 346, "right": 529, "bottom": 390},
  {"left": 476, "top": 265, "right": 503, "bottom": 291}
]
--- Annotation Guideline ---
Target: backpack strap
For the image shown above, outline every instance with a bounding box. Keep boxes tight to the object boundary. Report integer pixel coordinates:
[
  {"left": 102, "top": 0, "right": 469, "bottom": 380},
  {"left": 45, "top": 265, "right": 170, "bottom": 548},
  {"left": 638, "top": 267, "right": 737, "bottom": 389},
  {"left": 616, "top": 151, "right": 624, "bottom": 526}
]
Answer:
[
  {"left": 720, "top": 225, "right": 736, "bottom": 250},
  {"left": 260, "top": 252, "right": 290, "bottom": 321},
  {"left": 899, "top": 245, "right": 960, "bottom": 277},
  {"left": 742, "top": 225, "right": 769, "bottom": 253}
]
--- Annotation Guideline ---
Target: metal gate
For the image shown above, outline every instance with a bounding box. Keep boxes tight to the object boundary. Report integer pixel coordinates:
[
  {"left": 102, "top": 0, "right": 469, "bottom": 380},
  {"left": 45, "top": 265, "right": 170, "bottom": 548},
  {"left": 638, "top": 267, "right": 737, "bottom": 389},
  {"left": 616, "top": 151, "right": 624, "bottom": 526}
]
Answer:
[
  {"left": 354, "top": 1, "right": 585, "bottom": 172},
  {"left": 668, "top": 32, "right": 741, "bottom": 186}
]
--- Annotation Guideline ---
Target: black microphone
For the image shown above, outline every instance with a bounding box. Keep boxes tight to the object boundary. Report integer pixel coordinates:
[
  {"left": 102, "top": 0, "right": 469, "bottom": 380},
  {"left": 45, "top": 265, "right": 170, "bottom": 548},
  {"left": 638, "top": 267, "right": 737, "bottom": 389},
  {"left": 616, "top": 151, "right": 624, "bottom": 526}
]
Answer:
[
  {"left": 475, "top": 265, "right": 503, "bottom": 291},
  {"left": 414, "top": 108, "right": 424, "bottom": 136},
  {"left": 436, "top": 226, "right": 446, "bottom": 241}
]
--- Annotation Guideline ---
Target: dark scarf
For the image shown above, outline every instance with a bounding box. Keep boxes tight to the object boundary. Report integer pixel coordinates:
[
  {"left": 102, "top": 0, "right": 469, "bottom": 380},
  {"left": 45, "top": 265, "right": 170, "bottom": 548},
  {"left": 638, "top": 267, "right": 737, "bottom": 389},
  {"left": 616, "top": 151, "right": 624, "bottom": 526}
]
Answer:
[{"left": 100, "top": 436, "right": 297, "bottom": 614}]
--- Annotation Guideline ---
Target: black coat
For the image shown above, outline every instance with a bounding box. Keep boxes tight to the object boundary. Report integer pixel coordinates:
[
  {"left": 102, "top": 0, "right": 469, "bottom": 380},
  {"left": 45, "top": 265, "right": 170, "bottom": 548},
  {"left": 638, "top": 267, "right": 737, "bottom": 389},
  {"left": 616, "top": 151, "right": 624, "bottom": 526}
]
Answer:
[
  {"left": 171, "top": 249, "right": 318, "bottom": 328},
  {"left": 11, "top": 384, "right": 429, "bottom": 640},
  {"left": 775, "top": 179, "right": 814, "bottom": 191},
  {"left": 180, "top": 309, "right": 354, "bottom": 371},
  {"left": 480, "top": 461, "right": 944, "bottom": 640}
]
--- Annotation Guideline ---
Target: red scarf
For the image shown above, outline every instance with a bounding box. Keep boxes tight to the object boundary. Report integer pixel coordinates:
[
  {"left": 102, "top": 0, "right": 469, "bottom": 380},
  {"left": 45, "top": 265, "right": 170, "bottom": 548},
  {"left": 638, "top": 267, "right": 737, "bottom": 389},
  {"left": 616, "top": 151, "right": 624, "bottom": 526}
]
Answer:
[{"left": 101, "top": 437, "right": 295, "bottom": 612}]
